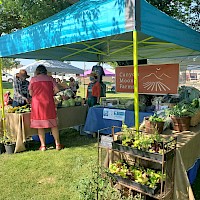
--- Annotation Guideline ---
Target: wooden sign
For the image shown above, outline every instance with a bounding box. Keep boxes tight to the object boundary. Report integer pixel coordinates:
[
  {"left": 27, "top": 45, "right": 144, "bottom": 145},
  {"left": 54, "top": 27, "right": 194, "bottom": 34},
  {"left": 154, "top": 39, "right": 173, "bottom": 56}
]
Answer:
[{"left": 115, "top": 64, "right": 179, "bottom": 94}]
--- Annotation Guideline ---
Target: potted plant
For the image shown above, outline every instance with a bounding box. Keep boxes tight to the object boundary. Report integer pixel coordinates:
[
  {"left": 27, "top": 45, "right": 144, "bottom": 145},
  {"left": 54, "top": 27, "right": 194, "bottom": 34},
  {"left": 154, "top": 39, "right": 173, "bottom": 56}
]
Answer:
[
  {"left": 145, "top": 114, "right": 165, "bottom": 134},
  {"left": 109, "top": 160, "right": 165, "bottom": 195},
  {"left": 2, "top": 131, "right": 16, "bottom": 154},
  {"left": 112, "top": 126, "right": 176, "bottom": 162},
  {"left": 168, "top": 103, "right": 195, "bottom": 132}
]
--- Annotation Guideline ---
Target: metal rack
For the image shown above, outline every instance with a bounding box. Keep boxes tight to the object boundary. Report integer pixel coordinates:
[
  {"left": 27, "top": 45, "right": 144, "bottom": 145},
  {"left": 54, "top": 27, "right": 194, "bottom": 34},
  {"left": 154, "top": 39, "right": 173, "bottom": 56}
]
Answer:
[{"left": 97, "top": 126, "right": 177, "bottom": 200}]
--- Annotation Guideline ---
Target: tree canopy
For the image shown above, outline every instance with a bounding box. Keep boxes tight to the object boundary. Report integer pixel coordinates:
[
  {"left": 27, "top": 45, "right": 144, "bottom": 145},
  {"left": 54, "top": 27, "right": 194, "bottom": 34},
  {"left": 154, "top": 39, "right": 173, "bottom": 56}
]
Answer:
[
  {"left": 0, "top": 0, "right": 73, "bottom": 36},
  {"left": 147, "top": 0, "right": 199, "bottom": 32},
  {"left": 1, "top": 58, "right": 20, "bottom": 70},
  {"left": 0, "top": 0, "right": 199, "bottom": 35}
]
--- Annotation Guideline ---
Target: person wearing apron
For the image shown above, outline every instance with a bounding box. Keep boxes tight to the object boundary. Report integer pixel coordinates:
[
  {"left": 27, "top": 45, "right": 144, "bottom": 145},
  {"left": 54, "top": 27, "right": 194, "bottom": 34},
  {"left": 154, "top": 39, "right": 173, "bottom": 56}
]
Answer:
[{"left": 86, "top": 71, "right": 101, "bottom": 107}]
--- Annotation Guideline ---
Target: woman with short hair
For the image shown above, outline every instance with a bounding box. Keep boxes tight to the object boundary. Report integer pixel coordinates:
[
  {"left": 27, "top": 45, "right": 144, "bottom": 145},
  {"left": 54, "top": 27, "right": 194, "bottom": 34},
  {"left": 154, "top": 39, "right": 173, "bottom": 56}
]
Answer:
[{"left": 28, "top": 65, "right": 63, "bottom": 151}]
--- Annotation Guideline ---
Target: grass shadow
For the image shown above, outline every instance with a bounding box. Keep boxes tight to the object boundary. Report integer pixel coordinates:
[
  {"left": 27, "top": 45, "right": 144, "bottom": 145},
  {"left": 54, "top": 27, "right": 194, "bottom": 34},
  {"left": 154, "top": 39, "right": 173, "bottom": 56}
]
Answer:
[{"left": 25, "top": 128, "right": 97, "bottom": 151}]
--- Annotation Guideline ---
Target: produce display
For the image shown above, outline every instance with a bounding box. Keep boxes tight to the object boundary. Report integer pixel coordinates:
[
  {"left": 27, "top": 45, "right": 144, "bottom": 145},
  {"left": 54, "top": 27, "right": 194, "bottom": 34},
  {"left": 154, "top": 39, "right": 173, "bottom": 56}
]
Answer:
[
  {"left": 55, "top": 94, "right": 83, "bottom": 108},
  {"left": 7, "top": 105, "right": 31, "bottom": 113},
  {"left": 109, "top": 160, "right": 165, "bottom": 189},
  {"left": 167, "top": 100, "right": 198, "bottom": 117},
  {"left": 117, "top": 124, "right": 176, "bottom": 155},
  {"left": 148, "top": 114, "right": 165, "bottom": 123},
  {"left": 100, "top": 96, "right": 152, "bottom": 111}
]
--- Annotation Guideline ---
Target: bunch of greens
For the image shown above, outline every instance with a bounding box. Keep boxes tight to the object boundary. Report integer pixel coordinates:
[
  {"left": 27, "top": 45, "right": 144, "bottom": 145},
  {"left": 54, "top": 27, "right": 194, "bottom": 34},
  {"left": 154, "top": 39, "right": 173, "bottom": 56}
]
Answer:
[
  {"left": 109, "top": 160, "right": 165, "bottom": 189},
  {"left": 121, "top": 122, "right": 136, "bottom": 147},
  {"left": 119, "top": 126, "right": 175, "bottom": 154},
  {"left": 148, "top": 113, "right": 165, "bottom": 123},
  {"left": 167, "top": 102, "right": 197, "bottom": 117}
]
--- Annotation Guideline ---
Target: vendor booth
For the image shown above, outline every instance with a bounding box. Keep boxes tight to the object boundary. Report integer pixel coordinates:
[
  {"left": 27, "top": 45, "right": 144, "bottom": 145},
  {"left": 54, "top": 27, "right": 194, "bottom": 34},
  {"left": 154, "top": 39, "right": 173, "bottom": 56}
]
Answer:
[
  {"left": 84, "top": 106, "right": 153, "bottom": 134},
  {"left": 0, "top": 0, "right": 200, "bottom": 199},
  {"left": 5, "top": 106, "right": 88, "bottom": 153}
]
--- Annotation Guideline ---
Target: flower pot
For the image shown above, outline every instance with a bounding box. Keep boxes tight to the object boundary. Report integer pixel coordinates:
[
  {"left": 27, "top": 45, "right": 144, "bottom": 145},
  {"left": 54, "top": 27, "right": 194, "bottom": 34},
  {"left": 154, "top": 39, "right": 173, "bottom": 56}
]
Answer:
[
  {"left": 4, "top": 143, "right": 15, "bottom": 154},
  {"left": 145, "top": 118, "right": 164, "bottom": 134},
  {"left": 171, "top": 116, "right": 191, "bottom": 132}
]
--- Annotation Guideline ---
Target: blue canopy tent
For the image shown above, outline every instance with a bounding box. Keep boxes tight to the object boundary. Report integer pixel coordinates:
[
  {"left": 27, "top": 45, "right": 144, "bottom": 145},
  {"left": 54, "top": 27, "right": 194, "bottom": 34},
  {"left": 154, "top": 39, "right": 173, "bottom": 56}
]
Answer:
[
  {"left": 0, "top": 0, "right": 199, "bottom": 129},
  {"left": 0, "top": 1, "right": 199, "bottom": 198},
  {"left": 0, "top": 0, "right": 199, "bottom": 61}
]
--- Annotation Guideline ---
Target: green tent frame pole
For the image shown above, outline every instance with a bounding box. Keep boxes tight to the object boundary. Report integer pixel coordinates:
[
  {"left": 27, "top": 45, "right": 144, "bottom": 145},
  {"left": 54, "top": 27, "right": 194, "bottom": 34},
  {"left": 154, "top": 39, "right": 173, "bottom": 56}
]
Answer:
[
  {"left": 0, "top": 58, "right": 6, "bottom": 136},
  {"left": 133, "top": 30, "right": 139, "bottom": 132}
]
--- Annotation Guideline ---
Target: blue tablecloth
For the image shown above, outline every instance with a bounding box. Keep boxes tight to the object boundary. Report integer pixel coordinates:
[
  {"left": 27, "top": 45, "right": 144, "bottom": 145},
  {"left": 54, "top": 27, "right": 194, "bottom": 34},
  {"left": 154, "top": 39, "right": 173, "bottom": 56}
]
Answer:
[{"left": 83, "top": 107, "right": 153, "bottom": 134}]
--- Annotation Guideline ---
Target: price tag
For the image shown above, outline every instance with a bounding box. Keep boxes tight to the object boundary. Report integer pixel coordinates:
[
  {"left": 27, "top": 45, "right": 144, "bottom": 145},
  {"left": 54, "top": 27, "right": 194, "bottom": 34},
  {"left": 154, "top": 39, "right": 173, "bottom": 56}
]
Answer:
[{"left": 100, "top": 135, "right": 113, "bottom": 149}]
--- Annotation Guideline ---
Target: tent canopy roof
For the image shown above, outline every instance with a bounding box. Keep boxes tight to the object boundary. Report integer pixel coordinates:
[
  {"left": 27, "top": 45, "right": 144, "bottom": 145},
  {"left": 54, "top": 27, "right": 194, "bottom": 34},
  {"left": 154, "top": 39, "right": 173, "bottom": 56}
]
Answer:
[
  {"left": 0, "top": 0, "right": 199, "bottom": 62},
  {"left": 19, "top": 60, "right": 84, "bottom": 74}
]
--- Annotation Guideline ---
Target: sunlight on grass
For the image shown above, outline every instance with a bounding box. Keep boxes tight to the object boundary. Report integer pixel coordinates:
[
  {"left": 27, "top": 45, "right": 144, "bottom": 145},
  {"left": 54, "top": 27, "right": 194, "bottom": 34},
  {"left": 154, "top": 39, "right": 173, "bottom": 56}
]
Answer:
[{"left": 0, "top": 129, "right": 97, "bottom": 200}]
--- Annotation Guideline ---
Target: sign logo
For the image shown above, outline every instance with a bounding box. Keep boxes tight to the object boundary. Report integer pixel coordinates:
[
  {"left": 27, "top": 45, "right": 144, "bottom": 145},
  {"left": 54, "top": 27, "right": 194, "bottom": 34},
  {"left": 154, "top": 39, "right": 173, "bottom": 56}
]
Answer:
[{"left": 116, "top": 64, "right": 179, "bottom": 94}]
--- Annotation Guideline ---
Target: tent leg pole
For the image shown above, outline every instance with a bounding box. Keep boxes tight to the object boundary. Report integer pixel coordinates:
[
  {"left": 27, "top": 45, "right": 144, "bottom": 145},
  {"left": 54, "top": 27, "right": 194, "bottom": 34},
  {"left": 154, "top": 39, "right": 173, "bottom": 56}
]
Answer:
[
  {"left": 133, "top": 30, "right": 139, "bottom": 132},
  {"left": 0, "top": 58, "right": 6, "bottom": 136}
]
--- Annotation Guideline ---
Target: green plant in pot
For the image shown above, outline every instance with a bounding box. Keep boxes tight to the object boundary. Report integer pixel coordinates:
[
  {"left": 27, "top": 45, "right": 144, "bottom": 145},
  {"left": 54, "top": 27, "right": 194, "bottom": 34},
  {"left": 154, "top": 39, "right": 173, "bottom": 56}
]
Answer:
[
  {"left": 2, "top": 131, "right": 16, "bottom": 154},
  {"left": 168, "top": 103, "right": 195, "bottom": 132},
  {"left": 145, "top": 114, "right": 165, "bottom": 134}
]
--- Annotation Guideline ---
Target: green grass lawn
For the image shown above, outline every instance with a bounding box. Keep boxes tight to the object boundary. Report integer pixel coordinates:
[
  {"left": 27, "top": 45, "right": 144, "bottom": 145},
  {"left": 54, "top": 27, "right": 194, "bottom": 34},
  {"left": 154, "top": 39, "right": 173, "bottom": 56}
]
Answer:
[
  {"left": 0, "top": 129, "right": 97, "bottom": 200},
  {"left": 0, "top": 129, "right": 199, "bottom": 200}
]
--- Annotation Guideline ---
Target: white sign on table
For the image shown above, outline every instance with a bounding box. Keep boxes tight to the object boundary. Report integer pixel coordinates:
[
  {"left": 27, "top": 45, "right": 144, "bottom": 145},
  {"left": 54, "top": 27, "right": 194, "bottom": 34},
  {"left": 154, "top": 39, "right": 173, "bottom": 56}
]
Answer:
[{"left": 103, "top": 108, "right": 125, "bottom": 121}]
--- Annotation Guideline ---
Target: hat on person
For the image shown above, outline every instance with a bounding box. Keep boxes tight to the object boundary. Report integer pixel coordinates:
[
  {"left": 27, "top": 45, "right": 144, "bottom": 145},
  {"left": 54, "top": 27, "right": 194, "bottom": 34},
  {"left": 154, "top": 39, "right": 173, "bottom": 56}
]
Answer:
[
  {"left": 88, "top": 71, "right": 98, "bottom": 77},
  {"left": 19, "top": 69, "right": 30, "bottom": 78},
  {"left": 69, "top": 77, "right": 75, "bottom": 81},
  {"left": 6, "top": 91, "right": 11, "bottom": 95}
]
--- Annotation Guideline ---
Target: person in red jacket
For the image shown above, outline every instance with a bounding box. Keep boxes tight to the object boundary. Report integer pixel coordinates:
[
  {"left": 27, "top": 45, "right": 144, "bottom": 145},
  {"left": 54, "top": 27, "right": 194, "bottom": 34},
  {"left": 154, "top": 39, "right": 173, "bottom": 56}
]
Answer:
[{"left": 86, "top": 71, "right": 101, "bottom": 107}]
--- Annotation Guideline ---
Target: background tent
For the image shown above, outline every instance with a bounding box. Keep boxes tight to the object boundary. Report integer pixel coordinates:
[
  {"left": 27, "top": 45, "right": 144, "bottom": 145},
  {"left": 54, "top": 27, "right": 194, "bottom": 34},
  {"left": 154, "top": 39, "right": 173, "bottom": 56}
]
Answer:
[
  {"left": 18, "top": 60, "right": 84, "bottom": 74},
  {"left": 80, "top": 69, "right": 115, "bottom": 77}
]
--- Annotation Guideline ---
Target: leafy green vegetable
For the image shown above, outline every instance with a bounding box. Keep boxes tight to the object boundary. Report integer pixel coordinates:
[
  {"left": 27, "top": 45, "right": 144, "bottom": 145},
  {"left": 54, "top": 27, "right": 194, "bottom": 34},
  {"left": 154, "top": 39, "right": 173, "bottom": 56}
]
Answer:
[{"left": 148, "top": 113, "right": 165, "bottom": 122}]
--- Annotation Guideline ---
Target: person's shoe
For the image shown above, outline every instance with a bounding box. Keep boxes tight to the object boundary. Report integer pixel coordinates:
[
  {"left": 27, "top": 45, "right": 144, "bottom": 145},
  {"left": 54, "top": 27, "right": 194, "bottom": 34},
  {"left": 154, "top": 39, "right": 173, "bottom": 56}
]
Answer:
[
  {"left": 56, "top": 144, "right": 64, "bottom": 151},
  {"left": 39, "top": 146, "right": 46, "bottom": 151}
]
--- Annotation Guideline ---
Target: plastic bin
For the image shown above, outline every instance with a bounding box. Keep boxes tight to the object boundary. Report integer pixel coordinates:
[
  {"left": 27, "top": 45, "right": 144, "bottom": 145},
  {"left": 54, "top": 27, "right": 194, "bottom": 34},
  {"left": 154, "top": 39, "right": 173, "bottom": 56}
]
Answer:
[{"left": 32, "top": 132, "right": 54, "bottom": 144}]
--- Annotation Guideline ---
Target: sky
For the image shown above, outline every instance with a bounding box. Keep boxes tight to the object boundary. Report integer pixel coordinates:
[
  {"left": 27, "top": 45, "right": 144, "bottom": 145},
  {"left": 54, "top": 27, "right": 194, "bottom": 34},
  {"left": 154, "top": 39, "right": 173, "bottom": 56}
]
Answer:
[{"left": 17, "top": 59, "right": 112, "bottom": 70}]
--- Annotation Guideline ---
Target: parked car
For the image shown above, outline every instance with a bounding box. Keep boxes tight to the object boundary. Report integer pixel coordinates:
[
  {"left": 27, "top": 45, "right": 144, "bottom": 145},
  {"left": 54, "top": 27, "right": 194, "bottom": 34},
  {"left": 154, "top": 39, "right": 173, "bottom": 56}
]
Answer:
[{"left": 2, "top": 72, "right": 13, "bottom": 82}]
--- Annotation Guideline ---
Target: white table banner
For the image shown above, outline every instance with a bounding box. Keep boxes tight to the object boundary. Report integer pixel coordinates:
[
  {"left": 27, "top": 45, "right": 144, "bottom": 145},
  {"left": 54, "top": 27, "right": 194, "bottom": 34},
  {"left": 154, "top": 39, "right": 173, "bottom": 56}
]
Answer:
[{"left": 103, "top": 108, "right": 125, "bottom": 121}]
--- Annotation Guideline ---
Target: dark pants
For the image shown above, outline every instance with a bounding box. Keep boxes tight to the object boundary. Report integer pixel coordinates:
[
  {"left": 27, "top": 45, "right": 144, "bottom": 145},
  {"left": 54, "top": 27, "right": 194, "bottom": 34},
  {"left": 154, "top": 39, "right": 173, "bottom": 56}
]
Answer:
[
  {"left": 87, "top": 96, "right": 98, "bottom": 107},
  {"left": 12, "top": 101, "right": 26, "bottom": 108}
]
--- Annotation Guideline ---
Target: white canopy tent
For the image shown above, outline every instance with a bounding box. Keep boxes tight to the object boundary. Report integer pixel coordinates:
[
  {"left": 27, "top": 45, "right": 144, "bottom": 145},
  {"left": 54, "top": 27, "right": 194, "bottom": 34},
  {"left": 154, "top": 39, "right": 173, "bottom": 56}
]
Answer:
[{"left": 17, "top": 60, "right": 84, "bottom": 74}]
